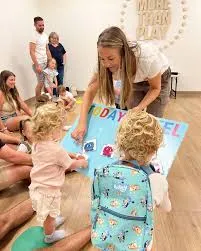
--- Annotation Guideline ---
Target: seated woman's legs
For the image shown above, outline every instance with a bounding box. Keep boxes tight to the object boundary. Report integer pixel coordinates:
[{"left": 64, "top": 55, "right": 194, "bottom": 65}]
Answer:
[
  {"left": 0, "top": 164, "right": 32, "bottom": 191},
  {"left": 0, "top": 199, "right": 34, "bottom": 240},
  {"left": 5, "top": 115, "right": 30, "bottom": 132},
  {"left": 0, "top": 132, "right": 21, "bottom": 145}
]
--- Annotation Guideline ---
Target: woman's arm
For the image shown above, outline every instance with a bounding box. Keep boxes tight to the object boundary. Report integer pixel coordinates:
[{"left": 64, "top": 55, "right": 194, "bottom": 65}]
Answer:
[
  {"left": 79, "top": 74, "right": 99, "bottom": 125},
  {"left": 0, "top": 132, "right": 21, "bottom": 144},
  {"left": 0, "top": 144, "right": 32, "bottom": 165},
  {"left": 134, "top": 73, "right": 161, "bottom": 111},
  {"left": 18, "top": 96, "right": 32, "bottom": 116},
  {"left": 71, "top": 74, "right": 99, "bottom": 141}
]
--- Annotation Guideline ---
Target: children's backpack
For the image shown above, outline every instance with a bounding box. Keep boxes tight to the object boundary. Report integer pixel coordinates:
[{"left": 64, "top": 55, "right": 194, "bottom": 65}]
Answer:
[{"left": 91, "top": 161, "right": 154, "bottom": 251}]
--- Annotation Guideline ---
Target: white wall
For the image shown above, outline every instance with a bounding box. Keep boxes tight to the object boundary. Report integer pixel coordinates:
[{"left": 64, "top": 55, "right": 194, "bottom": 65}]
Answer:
[
  {"left": 1, "top": 0, "right": 201, "bottom": 99},
  {"left": 40, "top": 0, "right": 122, "bottom": 91},
  {"left": 40, "top": 0, "right": 201, "bottom": 92},
  {"left": 0, "top": 0, "right": 41, "bottom": 100}
]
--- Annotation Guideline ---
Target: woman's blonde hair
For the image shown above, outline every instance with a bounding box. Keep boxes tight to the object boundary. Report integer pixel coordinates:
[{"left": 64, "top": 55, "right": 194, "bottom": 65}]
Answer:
[
  {"left": 116, "top": 110, "right": 163, "bottom": 164},
  {"left": 31, "top": 103, "right": 65, "bottom": 142},
  {"left": 97, "top": 26, "right": 138, "bottom": 109},
  {"left": 49, "top": 32, "right": 59, "bottom": 43}
]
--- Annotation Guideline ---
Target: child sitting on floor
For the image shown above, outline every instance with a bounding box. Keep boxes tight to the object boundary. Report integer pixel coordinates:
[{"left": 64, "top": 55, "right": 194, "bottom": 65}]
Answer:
[
  {"left": 58, "top": 86, "right": 76, "bottom": 111},
  {"left": 29, "top": 103, "right": 88, "bottom": 244}
]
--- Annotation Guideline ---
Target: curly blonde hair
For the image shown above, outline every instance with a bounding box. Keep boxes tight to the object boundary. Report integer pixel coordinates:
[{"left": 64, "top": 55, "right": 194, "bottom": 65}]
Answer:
[
  {"left": 116, "top": 110, "right": 163, "bottom": 164},
  {"left": 31, "top": 103, "right": 65, "bottom": 142}
]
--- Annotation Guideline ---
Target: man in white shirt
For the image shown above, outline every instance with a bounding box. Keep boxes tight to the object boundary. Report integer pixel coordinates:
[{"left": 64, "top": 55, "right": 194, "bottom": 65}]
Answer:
[{"left": 29, "top": 16, "right": 51, "bottom": 97}]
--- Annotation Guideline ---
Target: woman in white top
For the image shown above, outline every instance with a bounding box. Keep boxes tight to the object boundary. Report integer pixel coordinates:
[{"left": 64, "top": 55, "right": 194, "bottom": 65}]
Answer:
[{"left": 72, "top": 26, "right": 171, "bottom": 142}]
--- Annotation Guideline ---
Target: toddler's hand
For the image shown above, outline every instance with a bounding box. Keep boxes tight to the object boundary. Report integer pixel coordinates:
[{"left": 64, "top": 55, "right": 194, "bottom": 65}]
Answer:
[{"left": 80, "top": 159, "right": 88, "bottom": 169}]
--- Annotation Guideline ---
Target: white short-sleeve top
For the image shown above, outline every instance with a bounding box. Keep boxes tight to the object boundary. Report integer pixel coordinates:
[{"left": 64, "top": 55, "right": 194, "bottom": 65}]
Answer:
[{"left": 133, "top": 41, "right": 169, "bottom": 83}]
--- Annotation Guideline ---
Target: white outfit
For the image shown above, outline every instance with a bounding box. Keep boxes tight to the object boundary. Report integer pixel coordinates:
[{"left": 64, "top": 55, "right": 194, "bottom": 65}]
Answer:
[
  {"left": 133, "top": 41, "right": 169, "bottom": 83},
  {"left": 43, "top": 68, "right": 58, "bottom": 88},
  {"left": 149, "top": 173, "right": 171, "bottom": 211},
  {"left": 64, "top": 91, "right": 76, "bottom": 101},
  {"left": 59, "top": 91, "right": 76, "bottom": 102},
  {"left": 30, "top": 30, "right": 48, "bottom": 64}
]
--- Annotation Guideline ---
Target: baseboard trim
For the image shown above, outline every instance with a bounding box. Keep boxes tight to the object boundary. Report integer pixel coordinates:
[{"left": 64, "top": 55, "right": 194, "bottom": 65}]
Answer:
[
  {"left": 177, "top": 91, "right": 201, "bottom": 97},
  {"left": 25, "top": 91, "right": 200, "bottom": 103}
]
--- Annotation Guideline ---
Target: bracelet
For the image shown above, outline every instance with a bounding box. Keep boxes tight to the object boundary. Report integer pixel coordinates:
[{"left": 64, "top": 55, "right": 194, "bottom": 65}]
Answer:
[{"left": 0, "top": 127, "right": 7, "bottom": 132}]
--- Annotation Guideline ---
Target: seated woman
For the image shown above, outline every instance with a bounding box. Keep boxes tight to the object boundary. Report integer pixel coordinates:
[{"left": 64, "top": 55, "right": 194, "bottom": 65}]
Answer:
[
  {"left": 0, "top": 138, "right": 32, "bottom": 191},
  {"left": 0, "top": 70, "right": 32, "bottom": 132}
]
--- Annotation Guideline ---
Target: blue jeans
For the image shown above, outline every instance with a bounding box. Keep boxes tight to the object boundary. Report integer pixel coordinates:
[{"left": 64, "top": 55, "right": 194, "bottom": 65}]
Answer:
[{"left": 53, "top": 65, "right": 64, "bottom": 96}]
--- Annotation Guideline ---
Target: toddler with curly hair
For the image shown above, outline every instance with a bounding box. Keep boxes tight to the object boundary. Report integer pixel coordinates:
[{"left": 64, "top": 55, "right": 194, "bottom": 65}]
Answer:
[
  {"left": 29, "top": 103, "right": 88, "bottom": 243},
  {"left": 116, "top": 110, "right": 171, "bottom": 250}
]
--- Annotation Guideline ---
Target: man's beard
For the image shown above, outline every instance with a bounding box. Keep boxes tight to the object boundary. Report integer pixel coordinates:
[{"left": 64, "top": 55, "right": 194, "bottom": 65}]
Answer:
[{"left": 38, "top": 28, "right": 44, "bottom": 33}]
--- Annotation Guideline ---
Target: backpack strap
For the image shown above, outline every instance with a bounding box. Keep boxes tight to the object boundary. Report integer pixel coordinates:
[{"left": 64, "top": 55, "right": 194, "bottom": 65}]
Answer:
[{"left": 111, "top": 160, "right": 155, "bottom": 177}]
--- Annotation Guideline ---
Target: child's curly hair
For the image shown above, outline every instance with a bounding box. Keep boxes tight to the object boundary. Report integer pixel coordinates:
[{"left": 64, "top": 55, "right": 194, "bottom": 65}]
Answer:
[
  {"left": 31, "top": 103, "right": 66, "bottom": 142},
  {"left": 116, "top": 110, "right": 163, "bottom": 164}
]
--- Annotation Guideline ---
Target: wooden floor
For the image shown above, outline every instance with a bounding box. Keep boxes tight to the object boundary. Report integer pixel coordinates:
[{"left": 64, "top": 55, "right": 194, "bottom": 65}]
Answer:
[{"left": 0, "top": 95, "right": 201, "bottom": 251}]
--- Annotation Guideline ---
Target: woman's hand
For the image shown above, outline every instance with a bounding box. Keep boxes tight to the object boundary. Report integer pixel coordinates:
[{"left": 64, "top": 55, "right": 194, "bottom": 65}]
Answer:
[
  {"left": 36, "top": 64, "right": 42, "bottom": 73},
  {"left": 71, "top": 122, "right": 87, "bottom": 143},
  {"left": 4, "top": 129, "right": 12, "bottom": 135},
  {"left": 132, "top": 106, "right": 142, "bottom": 113}
]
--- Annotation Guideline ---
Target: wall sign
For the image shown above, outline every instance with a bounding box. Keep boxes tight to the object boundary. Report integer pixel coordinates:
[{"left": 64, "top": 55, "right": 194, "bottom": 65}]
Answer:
[{"left": 120, "top": 0, "right": 188, "bottom": 50}]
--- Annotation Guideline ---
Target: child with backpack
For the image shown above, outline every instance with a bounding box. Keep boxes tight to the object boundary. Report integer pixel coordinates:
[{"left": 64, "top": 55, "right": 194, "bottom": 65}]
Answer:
[{"left": 91, "top": 110, "right": 171, "bottom": 251}]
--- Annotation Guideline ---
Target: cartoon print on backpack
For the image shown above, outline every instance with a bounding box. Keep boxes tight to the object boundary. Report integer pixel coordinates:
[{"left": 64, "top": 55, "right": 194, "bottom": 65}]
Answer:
[
  {"left": 91, "top": 231, "right": 98, "bottom": 239},
  {"left": 147, "top": 204, "right": 153, "bottom": 212},
  {"left": 117, "top": 230, "right": 129, "bottom": 243},
  {"left": 103, "top": 188, "right": 110, "bottom": 198},
  {"left": 130, "top": 208, "right": 137, "bottom": 216},
  {"left": 97, "top": 217, "right": 104, "bottom": 225},
  {"left": 122, "top": 196, "right": 135, "bottom": 208},
  {"left": 102, "top": 166, "right": 110, "bottom": 177},
  {"left": 100, "top": 230, "right": 112, "bottom": 241},
  {"left": 110, "top": 200, "right": 119, "bottom": 208},
  {"left": 129, "top": 184, "right": 140, "bottom": 192},
  {"left": 131, "top": 169, "right": 139, "bottom": 176},
  {"left": 133, "top": 226, "right": 142, "bottom": 235},
  {"left": 140, "top": 198, "right": 147, "bottom": 207},
  {"left": 109, "top": 218, "right": 118, "bottom": 227},
  {"left": 103, "top": 244, "right": 116, "bottom": 251},
  {"left": 113, "top": 171, "right": 125, "bottom": 182},
  {"left": 128, "top": 242, "right": 138, "bottom": 250}
]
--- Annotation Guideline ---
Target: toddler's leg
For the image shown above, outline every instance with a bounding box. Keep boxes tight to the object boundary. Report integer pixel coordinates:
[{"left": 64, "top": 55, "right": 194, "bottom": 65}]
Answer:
[
  {"left": 44, "top": 215, "right": 65, "bottom": 243},
  {"left": 45, "top": 87, "right": 53, "bottom": 97},
  {"left": 44, "top": 215, "right": 55, "bottom": 235}
]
